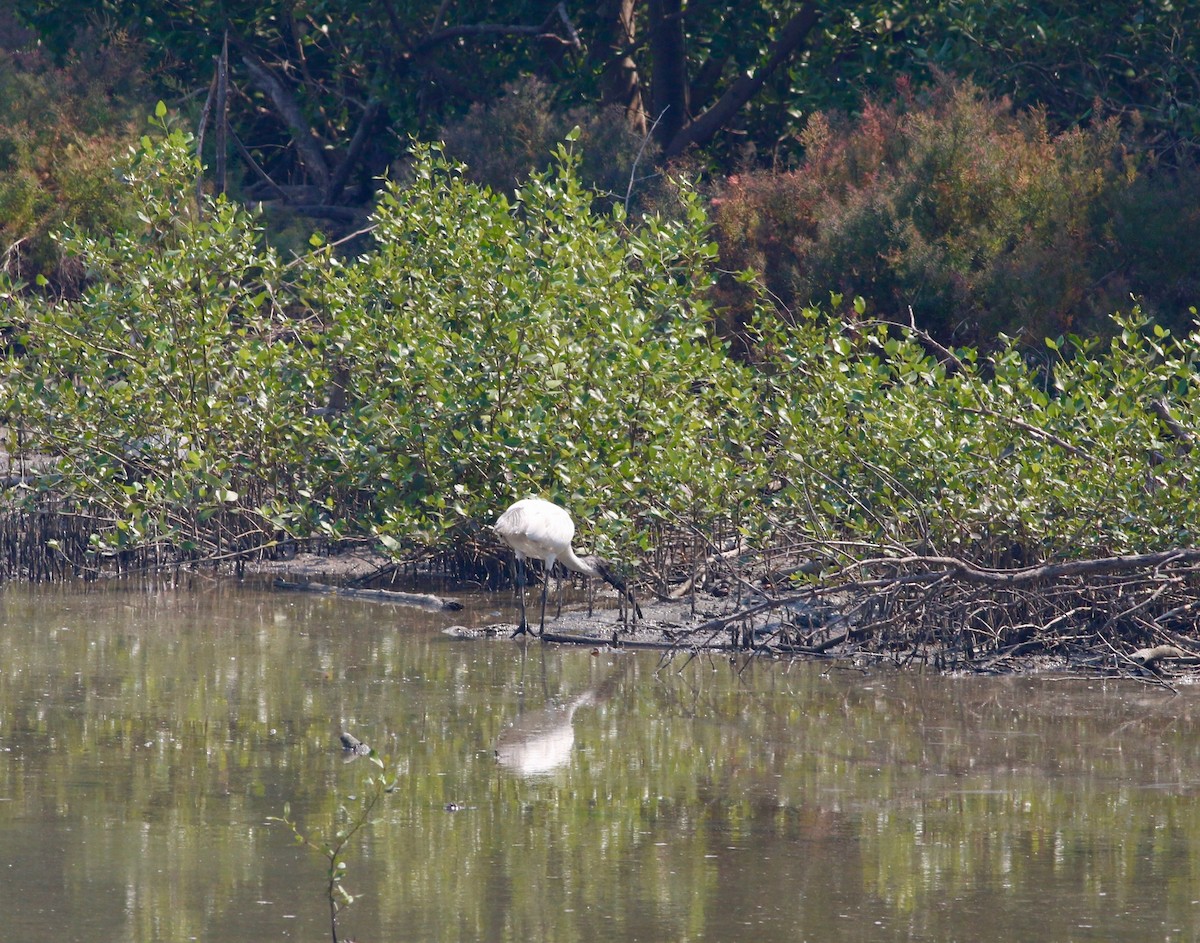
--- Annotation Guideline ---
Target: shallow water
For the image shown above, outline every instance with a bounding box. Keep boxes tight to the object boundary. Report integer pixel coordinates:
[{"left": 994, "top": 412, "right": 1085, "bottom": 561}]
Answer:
[{"left": 2, "top": 579, "right": 1200, "bottom": 942}]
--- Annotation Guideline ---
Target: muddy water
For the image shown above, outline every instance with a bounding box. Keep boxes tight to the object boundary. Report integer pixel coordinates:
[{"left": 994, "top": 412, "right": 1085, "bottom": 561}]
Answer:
[{"left": 2, "top": 580, "right": 1200, "bottom": 943}]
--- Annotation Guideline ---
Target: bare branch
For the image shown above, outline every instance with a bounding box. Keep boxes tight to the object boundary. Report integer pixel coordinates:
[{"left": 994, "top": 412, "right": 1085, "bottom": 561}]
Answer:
[
  {"left": 411, "top": 6, "right": 582, "bottom": 56},
  {"left": 956, "top": 405, "right": 1096, "bottom": 460},
  {"left": 214, "top": 32, "right": 229, "bottom": 196},
  {"left": 625, "top": 107, "right": 669, "bottom": 213},
  {"left": 195, "top": 68, "right": 218, "bottom": 215},
  {"left": 554, "top": 3, "right": 581, "bottom": 48},
  {"left": 239, "top": 46, "right": 331, "bottom": 194},
  {"left": 663, "top": 2, "right": 821, "bottom": 157},
  {"left": 652, "top": 540, "right": 1200, "bottom": 676},
  {"left": 228, "top": 129, "right": 288, "bottom": 201},
  {"left": 850, "top": 548, "right": 1200, "bottom": 587},
  {"left": 866, "top": 316, "right": 1096, "bottom": 461},
  {"left": 327, "top": 98, "right": 383, "bottom": 203},
  {"left": 1150, "top": 396, "right": 1195, "bottom": 452}
]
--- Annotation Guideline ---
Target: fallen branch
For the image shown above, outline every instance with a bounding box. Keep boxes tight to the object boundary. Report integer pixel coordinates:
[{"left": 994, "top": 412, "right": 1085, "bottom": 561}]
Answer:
[
  {"left": 274, "top": 578, "right": 463, "bottom": 611},
  {"left": 656, "top": 544, "right": 1200, "bottom": 674},
  {"left": 847, "top": 548, "right": 1200, "bottom": 586},
  {"left": 1128, "top": 645, "right": 1200, "bottom": 667}
]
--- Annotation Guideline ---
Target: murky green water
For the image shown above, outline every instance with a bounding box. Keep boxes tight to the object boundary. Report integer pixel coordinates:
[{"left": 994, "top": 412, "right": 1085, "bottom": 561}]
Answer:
[{"left": 2, "top": 580, "right": 1200, "bottom": 942}]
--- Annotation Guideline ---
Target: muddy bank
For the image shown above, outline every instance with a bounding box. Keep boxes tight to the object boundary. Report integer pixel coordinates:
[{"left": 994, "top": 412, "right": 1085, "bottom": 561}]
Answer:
[
  {"left": 253, "top": 552, "right": 1198, "bottom": 684},
  {"left": 450, "top": 596, "right": 1191, "bottom": 686},
  {"left": 454, "top": 589, "right": 1195, "bottom": 685},
  {"left": 446, "top": 593, "right": 744, "bottom": 650}
]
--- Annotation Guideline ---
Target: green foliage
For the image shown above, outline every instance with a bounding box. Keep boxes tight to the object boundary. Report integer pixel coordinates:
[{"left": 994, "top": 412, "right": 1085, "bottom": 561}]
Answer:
[
  {"left": 11, "top": 0, "right": 1199, "bottom": 215},
  {"left": 5, "top": 121, "right": 1199, "bottom": 577},
  {"left": 298, "top": 141, "right": 757, "bottom": 553},
  {"left": 736, "top": 1, "right": 1199, "bottom": 169},
  {"left": 909, "top": 1, "right": 1200, "bottom": 164},
  {"left": 754, "top": 307, "right": 1200, "bottom": 564},
  {"left": 4, "top": 130, "right": 758, "bottom": 564},
  {"left": 712, "top": 78, "right": 1200, "bottom": 347},
  {"left": 4, "top": 116, "right": 308, "bottom": 557},
  {"left": 269, "top": 751, "right": 398, "bottom": 943},
  {"left": 13, "top": 0, "right": 576, "bottom": 206},
  {"left": 439, "top": 76, "right": 661, "bottom": 208}
]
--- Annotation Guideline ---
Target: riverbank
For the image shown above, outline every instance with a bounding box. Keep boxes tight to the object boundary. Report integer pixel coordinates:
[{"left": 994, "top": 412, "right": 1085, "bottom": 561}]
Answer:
[
  {"left": 451, "top": 593, "right": 1194, "bottom": 685},
  {"left": 245, "top": 553, "right": 1188, "bottom": 685},
  {"left": 16, "top": 545, "right": 1197, "bottom": 685}
]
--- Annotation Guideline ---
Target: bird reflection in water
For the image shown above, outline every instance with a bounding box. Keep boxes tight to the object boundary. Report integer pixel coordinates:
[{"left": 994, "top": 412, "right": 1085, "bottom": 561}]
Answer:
[{"left": 494, "top": 688, "right": 596, "bottom": 777}]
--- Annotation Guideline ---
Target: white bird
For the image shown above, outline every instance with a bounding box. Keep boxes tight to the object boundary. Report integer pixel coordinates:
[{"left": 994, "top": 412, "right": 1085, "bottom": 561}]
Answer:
[{"left": 493, "top": 497, "right": 642, "bottom": 637}]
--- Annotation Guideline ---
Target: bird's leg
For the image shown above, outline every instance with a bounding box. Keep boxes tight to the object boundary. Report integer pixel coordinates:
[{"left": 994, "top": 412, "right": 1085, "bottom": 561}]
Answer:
[
  {"left": 510, "top": 556, "right": 530, "bottom": 638},
  {"left": 538, "top": 568, "right": 550, "bottom": 637},
  {"left": 554, "top": 564, "right": 564, "bottom": 619}
]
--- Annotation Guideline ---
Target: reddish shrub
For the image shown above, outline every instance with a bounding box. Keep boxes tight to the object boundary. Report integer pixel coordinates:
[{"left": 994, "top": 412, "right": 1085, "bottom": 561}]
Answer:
[
  {"left": 0, "top": 14, "right": 143, "bottom": 292},
  {"left": 712, "top": 77, "right": 1199, "bottom": 348}
]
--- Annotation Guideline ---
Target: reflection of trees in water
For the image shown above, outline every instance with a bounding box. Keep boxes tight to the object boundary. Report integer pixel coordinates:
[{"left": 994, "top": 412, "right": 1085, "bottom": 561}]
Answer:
[{"left": 10, "top": 583, "right": 1200, "bottom": 942}]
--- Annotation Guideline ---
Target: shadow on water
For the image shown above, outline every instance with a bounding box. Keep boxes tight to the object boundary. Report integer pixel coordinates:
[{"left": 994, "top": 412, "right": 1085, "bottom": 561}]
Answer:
[{"left": 2, "top": 580, "right": 1200, "bottom": 942}]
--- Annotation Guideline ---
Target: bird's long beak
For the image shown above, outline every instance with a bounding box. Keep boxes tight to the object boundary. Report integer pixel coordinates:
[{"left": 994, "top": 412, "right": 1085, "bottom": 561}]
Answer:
[{"left": 593, "top": 560, "right": 644, "bottom": 620}]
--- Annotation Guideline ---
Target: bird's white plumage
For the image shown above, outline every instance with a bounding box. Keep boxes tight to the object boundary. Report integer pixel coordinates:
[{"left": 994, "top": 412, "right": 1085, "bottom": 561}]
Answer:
[
  {"left": 493, "top": 497, "right": 597, "bottom": 577},
  {"left": 494, "top": 497, "right": 618, "bottom": 635}
]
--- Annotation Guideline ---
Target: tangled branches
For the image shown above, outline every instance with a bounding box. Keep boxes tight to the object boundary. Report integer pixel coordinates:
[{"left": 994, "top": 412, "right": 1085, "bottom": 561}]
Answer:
[{"left": 673, "top": 544, "right": 1200, "bottom": 682}]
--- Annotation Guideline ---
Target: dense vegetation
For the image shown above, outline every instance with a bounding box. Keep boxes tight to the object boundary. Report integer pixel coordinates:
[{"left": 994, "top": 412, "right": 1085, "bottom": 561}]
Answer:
[
  {"left": 4, "top": 2, "right": 1198, "bottom": 341},
  {"left": 712, "top": 77, "right": 1200, "bottom": 346},
  {"left": 11, "top": 1, "right": 1196, "bottom": 177},
  {"left": 0, "top": 14, "right": 144, "bottom": 290},
  {"left": 0, "top": 2, "right": 1198, "bottom": 666},
  {"left": 2, "top": 125, "right": 1198, "bottom": 579}
]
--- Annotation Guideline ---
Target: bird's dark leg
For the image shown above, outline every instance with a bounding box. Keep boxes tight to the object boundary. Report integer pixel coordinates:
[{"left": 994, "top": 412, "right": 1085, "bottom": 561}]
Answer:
[
  {"left": 538, "top": 569, "right": 550, "bottom": 636},
  {"left": 510, "top": 556, "right": 530, "bottom": 638}
]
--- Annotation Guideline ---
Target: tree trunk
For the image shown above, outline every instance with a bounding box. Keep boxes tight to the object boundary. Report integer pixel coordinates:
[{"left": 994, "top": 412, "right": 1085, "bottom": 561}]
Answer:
[
  {"left": 594, "top": 0, "right": 646, "bottom": 135},
  {"left": 647, "top": 0, "right": 688, "bottom": 147},
  {"left": 662, "top": 1, "right": 822, "bottom": 158},
  {"left": 239, "top": 46, "right": 332, "bottom": 195}
]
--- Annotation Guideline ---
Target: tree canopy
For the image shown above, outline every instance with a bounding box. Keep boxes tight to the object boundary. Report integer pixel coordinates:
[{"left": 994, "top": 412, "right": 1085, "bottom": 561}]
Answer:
[{"left": 11, "top": 1, "right": 1196, "bottom": 217}]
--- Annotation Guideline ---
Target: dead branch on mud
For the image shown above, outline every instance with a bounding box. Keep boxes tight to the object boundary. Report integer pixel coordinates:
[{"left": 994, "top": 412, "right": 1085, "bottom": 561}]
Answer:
[{"left": 668, "top": 544, "right": 1200, "bottom": 678}]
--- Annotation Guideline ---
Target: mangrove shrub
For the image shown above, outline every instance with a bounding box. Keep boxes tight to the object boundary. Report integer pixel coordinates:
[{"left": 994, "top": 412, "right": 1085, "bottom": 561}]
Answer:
[
  {"left": 2, "top": 114, "right": 1198, "bottom": 582},
  {"left": 2, "top": 123, "right": 760, "bottom": 567}
]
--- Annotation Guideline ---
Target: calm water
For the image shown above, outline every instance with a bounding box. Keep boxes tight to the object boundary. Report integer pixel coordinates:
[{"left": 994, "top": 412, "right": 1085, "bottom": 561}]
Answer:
[{"left": 2, "top": 579, "right": 1200, "bottom": 943}]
